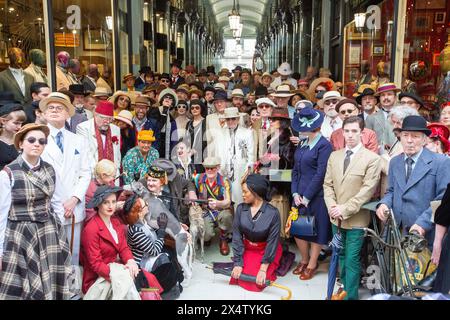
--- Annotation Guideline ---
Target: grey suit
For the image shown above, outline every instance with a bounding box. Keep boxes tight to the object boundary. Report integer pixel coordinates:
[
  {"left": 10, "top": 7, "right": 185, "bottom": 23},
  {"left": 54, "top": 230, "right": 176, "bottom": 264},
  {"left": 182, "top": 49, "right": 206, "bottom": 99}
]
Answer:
[
  {"left": 81, "top": 76, "right": 96, "bottom": 93},
  {"left": 365, "top": 109, "right": 396, "bottom": 154},
  {"left": 0, "top": 68, "right": 33, "bottom": 104}
]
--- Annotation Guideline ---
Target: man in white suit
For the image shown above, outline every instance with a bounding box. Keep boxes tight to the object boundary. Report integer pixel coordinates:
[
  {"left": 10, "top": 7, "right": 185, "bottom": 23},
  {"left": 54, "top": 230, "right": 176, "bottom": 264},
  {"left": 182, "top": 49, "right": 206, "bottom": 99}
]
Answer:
[
  {"left": 76, "top": 100, "right": 122, "bottom": 180},
  {"left": 218, "top": 107, "right": 254, "bottom": 208},
  {"left": 40, "top": 92, "right": 91, "bottom": 266}
]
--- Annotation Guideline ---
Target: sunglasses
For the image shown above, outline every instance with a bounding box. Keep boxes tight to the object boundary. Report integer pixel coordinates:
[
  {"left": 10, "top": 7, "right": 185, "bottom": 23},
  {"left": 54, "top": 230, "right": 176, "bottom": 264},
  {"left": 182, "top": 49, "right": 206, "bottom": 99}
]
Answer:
[
  {"left": 258, "top": 104, "right": 272, "bottom": 109},
  {"left": 324, "top": 99, "right": 339, "bottom": 106},
  {"left": 161, "top": 79, "right": 170, "bottom": 83},
  {"left": 25, "top": 137, "right": 47, "bottom": 145},
  {"left": 315, "top": 89, "right": 326, "bottom": 94},
  {"left": 119, "top": 97, "right": 131, "bottom": 103},
  {"left": 339, "top": 109, "right": 357, "bottom": 115},
  {"left": 191, "top": 105, "right": 201, "bottom": 110},
  {"left": 177, "top": 105, "right": 187, "bottom": 109}
]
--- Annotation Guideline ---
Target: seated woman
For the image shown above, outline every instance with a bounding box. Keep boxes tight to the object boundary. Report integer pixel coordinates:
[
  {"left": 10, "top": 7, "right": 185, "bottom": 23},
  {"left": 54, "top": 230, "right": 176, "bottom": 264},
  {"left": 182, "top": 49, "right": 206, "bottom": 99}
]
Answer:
[
  {"left": 85, "top": 159, "right": 117, "bottom": 223},
  {"left": 80, "top": 185, "right": 139, "bottom": 295},
  {"left": 123, "top": 194, "right": 183, "bottom": 299},
  {"left": 230, "top": 174, "right": 282, "bottom": 292}
]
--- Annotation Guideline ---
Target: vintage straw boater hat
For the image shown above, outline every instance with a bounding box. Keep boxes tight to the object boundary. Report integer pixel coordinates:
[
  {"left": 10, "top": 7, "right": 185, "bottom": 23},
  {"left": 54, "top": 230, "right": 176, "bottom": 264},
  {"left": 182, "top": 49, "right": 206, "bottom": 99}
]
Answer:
[
  {"left": 39, "top": 92, "right": 75, "bottom": 117},
  {"left": 272, "top": 84, "right": 295, "bottom": 98},
  {"left": 202, "top": 157, "right": 221, "bottom": 168},
  {"left": 137, "top": 130, "right": 156, "bottom": 142},
  {"left": 374, "top": 82, "right": 401, "bottom": 96},
  {"left": 93, "top": 87, "right": 111, "bottom": 98},
  {"left": 400, "top": 115, "right": 431, "bottom": 136},
  {"left": 13, "top": 123, "right": 50, "bottom": 150},
  {"left": 122, "top": 73, "right": 135, "bottom": 84},
  {"left": 292, "top": 107, "right": 325, "bottom": 133},
  {"left": 220, "top": 107, "right": 241, "bottom": 119}
]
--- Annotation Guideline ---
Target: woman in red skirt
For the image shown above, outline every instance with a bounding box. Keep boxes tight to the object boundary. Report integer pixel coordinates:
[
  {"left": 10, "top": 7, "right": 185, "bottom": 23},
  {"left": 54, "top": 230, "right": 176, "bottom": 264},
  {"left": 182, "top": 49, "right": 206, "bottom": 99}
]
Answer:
[{"left": 230, "top": 174, "right": 282, "bottom": 292}]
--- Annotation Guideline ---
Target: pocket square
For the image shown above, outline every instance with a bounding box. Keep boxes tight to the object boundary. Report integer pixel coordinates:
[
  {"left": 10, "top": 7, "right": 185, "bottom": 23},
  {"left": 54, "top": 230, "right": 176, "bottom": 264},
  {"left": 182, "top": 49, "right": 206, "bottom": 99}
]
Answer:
[{"left": 75, "top": 149, "right": 80, "bottom": 155}]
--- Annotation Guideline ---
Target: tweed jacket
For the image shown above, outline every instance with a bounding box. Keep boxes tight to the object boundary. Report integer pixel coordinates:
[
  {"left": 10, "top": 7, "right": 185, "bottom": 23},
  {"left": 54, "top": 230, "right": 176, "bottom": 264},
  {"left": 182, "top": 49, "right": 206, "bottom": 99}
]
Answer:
[
  {"left": 0, "top": 68, "right": 33, "bottom": 104},
  {"left": 365, "top": 109, "right": 397, "bottom": 154}
]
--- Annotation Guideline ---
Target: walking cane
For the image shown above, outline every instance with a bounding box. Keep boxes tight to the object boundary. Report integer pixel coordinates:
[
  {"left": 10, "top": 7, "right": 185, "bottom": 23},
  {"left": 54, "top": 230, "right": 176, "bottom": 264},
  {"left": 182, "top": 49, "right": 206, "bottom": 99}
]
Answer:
[{"left": 70, "top": 215, "right": 75, "bottom": 254}]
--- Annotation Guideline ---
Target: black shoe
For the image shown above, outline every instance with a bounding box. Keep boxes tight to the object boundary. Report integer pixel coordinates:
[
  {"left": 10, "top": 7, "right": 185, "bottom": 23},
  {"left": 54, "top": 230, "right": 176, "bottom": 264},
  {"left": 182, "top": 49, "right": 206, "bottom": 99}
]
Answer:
[{"left": 318, "top": 249, "right": 332, "bottom": 262}]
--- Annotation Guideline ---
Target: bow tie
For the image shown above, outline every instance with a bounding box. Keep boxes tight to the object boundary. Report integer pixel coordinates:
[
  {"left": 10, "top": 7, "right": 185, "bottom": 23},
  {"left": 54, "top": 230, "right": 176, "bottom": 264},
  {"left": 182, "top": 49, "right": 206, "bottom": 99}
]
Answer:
[{"left": 75, "top": 107, "right": 85, "bottom": 114}]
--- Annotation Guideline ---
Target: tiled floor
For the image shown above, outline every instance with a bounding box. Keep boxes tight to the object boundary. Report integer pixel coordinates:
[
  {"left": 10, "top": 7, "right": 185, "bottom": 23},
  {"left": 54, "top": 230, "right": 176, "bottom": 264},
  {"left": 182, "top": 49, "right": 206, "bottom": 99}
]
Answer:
[{"left": 179, "top": 238, "right": 372, "bottom": 300}]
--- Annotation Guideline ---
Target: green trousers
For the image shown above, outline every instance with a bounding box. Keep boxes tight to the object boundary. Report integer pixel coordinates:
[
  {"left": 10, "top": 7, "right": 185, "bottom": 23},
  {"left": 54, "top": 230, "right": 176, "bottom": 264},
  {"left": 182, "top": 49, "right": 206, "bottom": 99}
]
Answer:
[{"left": 332, "top": 225, "right": 364, "bottom": 300}]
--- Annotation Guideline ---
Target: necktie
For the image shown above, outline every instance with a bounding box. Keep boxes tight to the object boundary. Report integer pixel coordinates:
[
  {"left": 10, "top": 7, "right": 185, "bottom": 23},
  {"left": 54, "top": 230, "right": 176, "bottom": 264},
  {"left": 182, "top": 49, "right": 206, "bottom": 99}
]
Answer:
[
  {"left": 405, "top": 157, "right": 414, "bottom": 182},
  {"left": 343, "top": 150, "right": 353, "bottom": 174},
  {"left": 56, "top": 131, "right": 64, "bottom": 154}
]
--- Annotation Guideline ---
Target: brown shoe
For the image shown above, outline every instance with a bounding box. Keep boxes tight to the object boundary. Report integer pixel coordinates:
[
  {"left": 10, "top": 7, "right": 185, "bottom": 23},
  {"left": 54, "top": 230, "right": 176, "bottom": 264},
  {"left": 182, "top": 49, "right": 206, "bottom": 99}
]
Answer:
[
  {"left": 331, "top": 288, "right": 347, "bottom": 300},
  {"left": 292, "top": 262, "right": 308, "bottom": 275},
  {"left": 299, "top": 264, "right": 319, "bottom": 280},
  {"left": 220, "top": 238, "right": 230, "bottom": 255}
]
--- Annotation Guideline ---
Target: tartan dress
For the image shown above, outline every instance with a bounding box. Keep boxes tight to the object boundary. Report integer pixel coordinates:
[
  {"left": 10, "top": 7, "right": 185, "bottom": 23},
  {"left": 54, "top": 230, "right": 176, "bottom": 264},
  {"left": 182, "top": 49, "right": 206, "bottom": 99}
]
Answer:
[{"left": 0, "top": 156, "right": 77, "bottom": 300}]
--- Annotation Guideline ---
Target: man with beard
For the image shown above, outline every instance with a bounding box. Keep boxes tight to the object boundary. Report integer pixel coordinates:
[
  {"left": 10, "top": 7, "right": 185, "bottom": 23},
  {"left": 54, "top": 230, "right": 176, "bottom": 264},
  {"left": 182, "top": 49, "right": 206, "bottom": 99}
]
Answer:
[
  {"left": 132, "top": 95, "right": 160, "bottom": 150},
  {"left": 356, "top": 87, "right": 378, "bottom": 121},
  {"left": 246, "top": 92, "right": 256, "bottom": 108},
  {"left": 319, "top": 91, "right": 344, "bottom": 140},
  {"left": 204, "top": 86, "right": 216, "bottom": 115},
  {"left": 231, "top": 88, "right": 246, "bottom": 113},
  {"left": 67, "top": 84, "right": 90, "bottom": 133},
  {"left": 229, "top": 66, "right": 242, "bottom": 91},
  {"left": 365, "top": 83, "right": 400, "bottom": 154}
]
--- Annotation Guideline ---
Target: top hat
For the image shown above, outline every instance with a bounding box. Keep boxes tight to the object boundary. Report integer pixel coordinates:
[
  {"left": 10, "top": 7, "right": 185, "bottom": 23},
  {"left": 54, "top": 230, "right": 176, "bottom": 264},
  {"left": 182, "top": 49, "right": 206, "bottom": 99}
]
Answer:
[
  {"left": 400, "top": 115, "right": 431, "bottom": 136},
  {"left": 292, "top": 107, "right": 325, "bottom": 132},
  {"left": 197, "top": 69, "right": 208, "bottom": 77}
]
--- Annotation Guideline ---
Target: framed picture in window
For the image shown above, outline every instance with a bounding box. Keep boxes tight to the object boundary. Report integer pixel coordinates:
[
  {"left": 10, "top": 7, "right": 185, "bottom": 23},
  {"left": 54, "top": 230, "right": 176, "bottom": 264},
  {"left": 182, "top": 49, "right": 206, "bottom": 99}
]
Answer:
[
  {"left": 413, "top": 14, "right": 432, "bottom": 31},
  {"left": 372, "top": 44, "right": 385, "bottom": 56},
  {"left": 435, "top": 12, "right": 446, "bottom": 24},
  {"left": 349, "top": 45, "right": 361, "bottom": 65},
  {"left": 433, "top": 53, "right": 441, "bottom": 66}
]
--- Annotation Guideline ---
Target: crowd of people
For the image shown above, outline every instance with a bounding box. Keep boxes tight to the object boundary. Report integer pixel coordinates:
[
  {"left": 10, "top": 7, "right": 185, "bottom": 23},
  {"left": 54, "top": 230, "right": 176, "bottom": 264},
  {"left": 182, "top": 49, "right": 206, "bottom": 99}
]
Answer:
[{"left": 0, "top": 59, "right": 449, "bottom": 300}]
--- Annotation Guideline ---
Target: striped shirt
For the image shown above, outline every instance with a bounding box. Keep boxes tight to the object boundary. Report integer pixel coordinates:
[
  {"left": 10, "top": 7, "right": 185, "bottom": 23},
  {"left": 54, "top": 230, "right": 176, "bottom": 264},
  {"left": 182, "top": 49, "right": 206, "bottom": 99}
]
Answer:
[{"left": 127, "top": 223, "right": 164, "bottom": 264}]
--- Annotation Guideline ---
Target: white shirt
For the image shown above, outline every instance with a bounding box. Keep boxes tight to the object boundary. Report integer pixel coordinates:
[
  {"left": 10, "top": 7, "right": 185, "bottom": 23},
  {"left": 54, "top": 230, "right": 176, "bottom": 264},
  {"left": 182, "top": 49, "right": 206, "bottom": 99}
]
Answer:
[
  {"left": 9, "top": 67, "right": 25, "bottom": 96},
  {"left": 106, "top": 220, "right": 119, "bottom": 244},
  {"left": 0, "top": 156, "right": 64, "bottom": 257},
  {"left": 344, "top": 142, "right": 363, "bottom": 163},
  {"left": 321, "top": 115, "right": 342, "bottom": 140}
]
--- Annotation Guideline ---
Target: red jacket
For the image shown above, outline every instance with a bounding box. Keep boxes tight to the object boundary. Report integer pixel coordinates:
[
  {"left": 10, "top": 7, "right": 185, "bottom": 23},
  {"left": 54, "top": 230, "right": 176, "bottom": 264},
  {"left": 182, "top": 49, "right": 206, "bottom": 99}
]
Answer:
[
  {"left": 330, "top": 127, "right": 379, "bottom": 153},
  {"left": 80, "top": 214, "right": 134, "bottom": 294}
]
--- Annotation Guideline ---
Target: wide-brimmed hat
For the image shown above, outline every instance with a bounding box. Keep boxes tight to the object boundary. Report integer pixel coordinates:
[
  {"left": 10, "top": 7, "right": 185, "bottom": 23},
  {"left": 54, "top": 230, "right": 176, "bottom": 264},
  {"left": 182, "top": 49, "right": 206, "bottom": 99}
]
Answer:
[
  {"left": 356, "top": 88, "right": 377, "bottom": 105},
  {"left": 86, "top": 185, "right": 123, "bottom": 209},
  {"left": 316, "top": 91, "right": 344, "bottom": 109},
  {"left": 292, "top": 107, "right": 325, "bottom": 132},
  {"left": 291, "top": 89, "right": 311, "bottom": 101},
  {"left": 159, "top": 88, "right": 178, "bottom": 106},
  {"left": 122, "top": 73, "right": 135, "bottom": 84},
  {"left": 214, "top": 83, "right": 226, "bottom": 91},
  {"left": 272, "top": 84, "right": 294, "bottom": 98},
  {"left": 231, "top": 88, "right": 244, "bottom": 98},
  {"left": 219, "top": 68, "right": 231, "bottom": 77},
  {"left": 255, "top": 97, "right": 276, "bottom": 108},
  {"left": 307, "top": 77, "right": 336, "bottom": 99},
  {"left": 138, "top": 129, "right": 156, "bottom": 142},
  {"left": 260, "top": 72, "right": 273, "bottom": 81},
  {"left": 428, "top": 123, "right": 450, "bottom": 153},
  {"left": 399, "top": 92, "right": 425, "bottom": 109},
  {"left": 352, "top": 84, "right": 377, "bottom": 98},
  {"left": 220, "top": 107, "right": 240, "bottom": 119},
  {"left": 374, "top": 83, "right": 401, "bottom": 96},
  {"left": 202, "top": 157, "right": 221, "bottom": 168},
  {"left": 95, "top": 100, "right": 114, "bottom": 117},
  {"left": 269, "top": 107, "right": 290, "bottom": 119},
  {"left": 176, "top": 84, "right": 190, "bottom": 94},
  {"left": 400, "top": 115, "right": 431, "bottom": 136},
  {"left": 0, "top": 103, "right": 23, "bottom": 117},
  {"left": 39, "top": 92, "right": 75, "bottom": 117},
  {"left": 188, "top": 88, "right": 204, "bottom": 98},
  {"left": 108, "top": 91, "right": 131, "bottom": 104},
  {"left": 93, "top": 87, "right": 111, "bottom": 98},
  {"left": 13, "top": 123, "right": 50, "bottom": 150},
  {"left": 277, "top": 62, "right": 293, "bottom": 76},
  {"left": 218, "top": 75, "right": 230, "bottom": 82},
  {"left": 114, "top": 110, "right": 133, "bottom": 127},
  {"left": 69, "top": 84, "right": 88, "bottom": 96},
  {"left": 213, "top": 90, "right": 228, "bottom": 102},
  {"left": 152, "top": 158, "right": 177, "bottom": 181}
]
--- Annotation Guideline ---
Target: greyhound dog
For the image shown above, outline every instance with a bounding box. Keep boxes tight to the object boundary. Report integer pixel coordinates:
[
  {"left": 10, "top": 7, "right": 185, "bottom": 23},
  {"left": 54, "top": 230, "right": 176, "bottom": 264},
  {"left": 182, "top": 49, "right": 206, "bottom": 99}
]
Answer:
[
  {"left": 189, "top": 204, "right": 205, "bottom": 262},
  {"left": 123, "top": 181, "right": 194, "bottom": 286}
]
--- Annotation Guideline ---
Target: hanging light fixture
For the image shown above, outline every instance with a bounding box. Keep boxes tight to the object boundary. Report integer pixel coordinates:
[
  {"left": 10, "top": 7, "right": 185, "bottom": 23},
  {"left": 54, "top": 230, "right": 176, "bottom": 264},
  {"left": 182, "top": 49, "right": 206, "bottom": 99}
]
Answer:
[
  {"left": 228, "top": 0, "right": 240, "bottom": 31},
  {"left": 354, "top": 13, "right": 366, "bottom": 30},
  {"left": 233, "top": 23, "right": 243, "bottom": 39}
]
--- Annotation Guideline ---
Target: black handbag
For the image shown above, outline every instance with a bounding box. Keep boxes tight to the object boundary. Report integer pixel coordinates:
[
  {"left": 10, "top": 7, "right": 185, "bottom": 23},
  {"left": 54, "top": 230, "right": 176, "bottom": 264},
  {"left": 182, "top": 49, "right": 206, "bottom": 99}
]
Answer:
[{"left": 288, "top": 205, "right": 317, "bottom": 237}]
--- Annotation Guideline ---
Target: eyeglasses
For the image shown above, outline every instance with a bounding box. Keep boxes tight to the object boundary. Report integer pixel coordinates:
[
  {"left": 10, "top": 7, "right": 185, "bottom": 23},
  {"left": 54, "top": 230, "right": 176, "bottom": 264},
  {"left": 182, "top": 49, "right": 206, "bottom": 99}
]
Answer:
[
  {"left": 339, "top": 108, "right": 357, "bottom": 115},
  {"left": 119, "top": 97, "right": 131, "bottom": 103},
  {"left": 205, "top": 167, "right": 218, "bottom": 171},
  {"left": 25, "top": 137, "right": 47, "bottom": 145},
  {"left": 324, "top": 99, "right": 339, "bottom": 106},
  {"left": 47, "top": 105, "right": 66, "bottom": 112},
  {"left": 161, "top": 79, "right": 170, "bottom": 83},
  {"left": 191, "top": 105, "right": 201, "bottom": 110}
]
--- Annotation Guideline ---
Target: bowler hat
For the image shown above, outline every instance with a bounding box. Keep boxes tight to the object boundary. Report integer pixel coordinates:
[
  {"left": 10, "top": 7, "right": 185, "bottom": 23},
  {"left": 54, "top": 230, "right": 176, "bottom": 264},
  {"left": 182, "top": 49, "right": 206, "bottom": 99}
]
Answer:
[
  {"left": 292, "top": 107, "right": 324, "bottom": 132},
  {"left": 255, "top": 86, "right": 268, "bottom": 98},
  {"left": 69, "top": 84, "right": 88, "bottom": 96},
  {"left": 400, "top": 115, "right": 431, "bottom": 136},
  {"left": 232, "top": 66, "right": 242, "bottom": 72},
  {"left": 86, "top": 185, "right": 123, "bottom": 209},
  {"left": 356, "top": 88, "right": 377, "bottom": 105},
  {"left": 399, "top": 92, "right": 425, "bottom": 108}
]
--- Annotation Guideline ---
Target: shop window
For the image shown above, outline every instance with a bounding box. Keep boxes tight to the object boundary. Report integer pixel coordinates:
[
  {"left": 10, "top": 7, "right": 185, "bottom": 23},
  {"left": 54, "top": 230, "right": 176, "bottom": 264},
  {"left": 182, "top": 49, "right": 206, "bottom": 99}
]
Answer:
[
  {"left": 342, "top": 0, "right": 395, "bottom": 97},
  {"left": 51, "top": 1, "right": 114, "bottom": 91},
  {"left": 401, "top": 0, "right": 450, "bottom": 119},
  {"left": 0, "top": 0, "right": 46, "bottom": 77}
]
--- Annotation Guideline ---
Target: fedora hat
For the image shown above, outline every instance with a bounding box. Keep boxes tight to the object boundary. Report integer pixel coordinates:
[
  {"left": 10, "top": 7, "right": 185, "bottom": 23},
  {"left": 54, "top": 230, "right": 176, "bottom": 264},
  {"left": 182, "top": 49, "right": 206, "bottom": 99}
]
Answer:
[
  {"left": 114, "top": 110, "right": 134, "bottom": 127},
  {"left": 335, "top": 98, "right": 359, "bottom": 113},
  {"left": 356, "top": 88, "right": 377, "bottom": 105},
  {"left": 292, "top": 107, "right": 324, "bottom": 133},
  {"left": 152, "top": 158, "right": 177, "bottom": 181},
  {"left": 93, "top": 87, "right": 111, "bottom": 98},
  {"left": 255, "top": 97, "right": 276, "bottom": 108},
  {"left": 232, "top": 66, "right": 242, "bottom": 73},
  {"left": 400, "top": 115, "right": 431, "bottom": 136},
  {"left": 202, "top": 156, "right": 221, "bottom": 168},
  {"left": 14, "top": 123, "right": 50, "bottom": 150},
  {"left": 176, "top": 84, "right": 190, "bottom": 94},
  {"left": 39, "top": 92, "right": 75, "bottom": 117},
  {"left": 277, "top": 62, "right": 293, "bottom": 76},
  {"left": 260, "top": 72, "right": 273, "bottom": 81},
  {"left": 218, "top": 75, "right": 230, "bottom": 82},
  {"left": 399, "top": 92, "right": 425, "bottom": 108},
  {"left": 188, "top": 88, "right": 204, "bottom": 98},
  {"left": 220, "top": 107, "right": 240, "bottom": 119},
  {"left": 135, "top": 95, "right": 152, "bottom": 107},
  {"left": 317, "top": 91, "right": 344, "bottom": 109},
  {"left": 69, "top": 84, "right": 88, "bottom": 96},
  {"left": 269, "top": 107, "right": 290, "bottom": 119},
  {"left": 272, "top": 84, "right": 294, "bottom": 98},
  {"left": 374, "top": 83, "right": 401, "bottom": 96},
  {"left": 108, "top": 91, "right": 131, "bottom": 104},
  {"left": 137, "top": 129, "right": 156, "bottom": 142},
  {"left": 219, "top": 68, "right": 231, "bottom": 77},
  {"left": 122, "top": 73, "right": 135, "bottom": 84},
  {"left": 231, "top": 88, "right": 245, "bottom": 98}
]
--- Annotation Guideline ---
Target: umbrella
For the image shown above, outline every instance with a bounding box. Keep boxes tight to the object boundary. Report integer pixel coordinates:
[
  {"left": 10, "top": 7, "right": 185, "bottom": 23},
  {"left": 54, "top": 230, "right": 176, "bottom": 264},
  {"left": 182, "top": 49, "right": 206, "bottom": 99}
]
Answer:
[
  {"left": 206, "top": 263, "right": 292, "bottom": 300},
  {"left": 326, "top": 220, "right": 347, "bottom": 300}
]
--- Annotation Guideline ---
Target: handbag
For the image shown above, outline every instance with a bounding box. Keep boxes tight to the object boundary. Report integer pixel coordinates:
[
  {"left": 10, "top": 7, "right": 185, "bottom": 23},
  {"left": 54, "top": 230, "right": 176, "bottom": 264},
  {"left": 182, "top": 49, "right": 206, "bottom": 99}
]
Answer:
[{"left": 285, "top": 205, "right": 317, "bottom": 237}]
